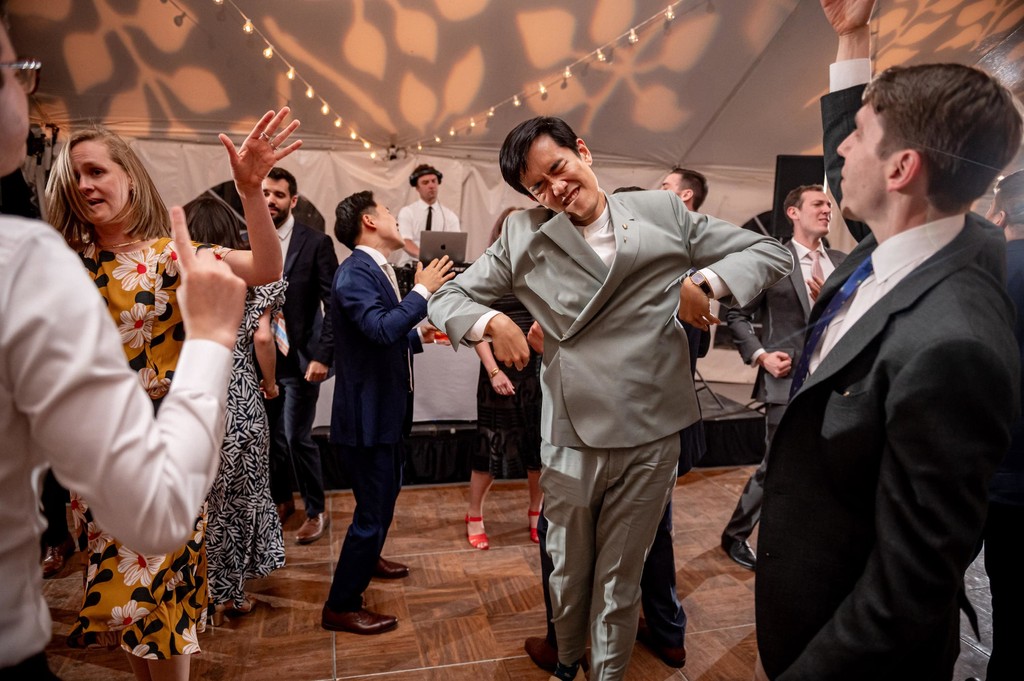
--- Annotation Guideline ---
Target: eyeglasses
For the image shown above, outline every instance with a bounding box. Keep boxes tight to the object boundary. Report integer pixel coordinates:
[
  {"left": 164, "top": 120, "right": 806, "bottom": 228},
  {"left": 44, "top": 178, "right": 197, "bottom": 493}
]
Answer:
[{"left": 0, "top": 59, "right": 41, "bottom": 95}]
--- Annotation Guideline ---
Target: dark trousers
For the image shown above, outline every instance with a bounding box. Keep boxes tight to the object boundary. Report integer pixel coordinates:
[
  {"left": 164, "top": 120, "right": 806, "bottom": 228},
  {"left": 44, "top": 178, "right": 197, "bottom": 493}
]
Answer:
[
  {"left": 982, "top": 500, "right": 1024, "bottom": 681},
  {"left": 327, "top": 442, "right": 404, "bottom": 611},
  {"left": 538, "top": 501, "right": 686, "bottom": 648},
  {"left": 2, "top": 652, "right": 61, "bottom": 680},
  {"left": 723, "top": 403, "right": 785, "bottom": 542},
  {"left": 40, "top": 470, "right": 71, "bottom": 547},
  {"left": 268, "top": 376, "right": 324, "bottom": 517}
]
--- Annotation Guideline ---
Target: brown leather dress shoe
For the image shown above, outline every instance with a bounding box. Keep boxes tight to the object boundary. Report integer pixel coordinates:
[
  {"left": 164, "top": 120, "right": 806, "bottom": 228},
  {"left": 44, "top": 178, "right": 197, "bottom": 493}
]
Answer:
[
  {"left": 296, "top": 513, "right": 329, "bottom": 544},
  {"left": 41, "top": 535, "right": 75, "bottom": 579},
  {"left": 373, "top": 557, "right": 409, "bottom": 579},
  {"left": 321, "top": 604, "right": 397, "bottom": 635},
  {"left": 524, "top": 636, "right": 559, "bottom": 673},
  {"left": 636, "top": 621, "right": 687, "bottom": 668}
]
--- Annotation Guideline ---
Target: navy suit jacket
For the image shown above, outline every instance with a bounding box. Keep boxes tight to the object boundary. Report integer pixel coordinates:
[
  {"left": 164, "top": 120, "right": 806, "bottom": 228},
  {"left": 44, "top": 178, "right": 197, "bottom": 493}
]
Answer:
[
  {"left": 279, "top": 221, "right": 338, "bottom": 378},
  {"left": 330, "top": 248, "right": 425, "bottom": 447}
]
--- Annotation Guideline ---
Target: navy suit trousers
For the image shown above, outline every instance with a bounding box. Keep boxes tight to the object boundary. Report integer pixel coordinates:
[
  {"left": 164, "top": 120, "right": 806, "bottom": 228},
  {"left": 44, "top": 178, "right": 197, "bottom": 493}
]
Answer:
[{"left": 327, "top": 442, "right": 405, "bottom": 611}]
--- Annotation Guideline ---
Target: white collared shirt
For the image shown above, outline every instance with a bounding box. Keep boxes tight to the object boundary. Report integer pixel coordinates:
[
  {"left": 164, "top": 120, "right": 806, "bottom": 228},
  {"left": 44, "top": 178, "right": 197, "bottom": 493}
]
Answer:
[
  {"left": 276, "top": 213, "right": 295, "bottom": 261},
  {"left": 811, "top": 215, "right": 965, "bottom": 371},
  {"left": 791, "top": 239, "right": 837, "bottom": 300}
]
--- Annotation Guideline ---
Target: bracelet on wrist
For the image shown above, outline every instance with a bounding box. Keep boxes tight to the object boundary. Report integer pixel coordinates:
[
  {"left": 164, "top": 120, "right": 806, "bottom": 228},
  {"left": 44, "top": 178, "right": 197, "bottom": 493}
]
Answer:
[{"left": 489, "top": 367, "right": 501, "bottom": 378}]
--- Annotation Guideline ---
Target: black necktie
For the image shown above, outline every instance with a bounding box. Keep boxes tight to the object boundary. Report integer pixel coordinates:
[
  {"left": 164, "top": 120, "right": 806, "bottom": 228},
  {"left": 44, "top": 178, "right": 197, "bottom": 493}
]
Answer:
[{"left": 425, "top": 205, "right": 433, "bottom": 232}]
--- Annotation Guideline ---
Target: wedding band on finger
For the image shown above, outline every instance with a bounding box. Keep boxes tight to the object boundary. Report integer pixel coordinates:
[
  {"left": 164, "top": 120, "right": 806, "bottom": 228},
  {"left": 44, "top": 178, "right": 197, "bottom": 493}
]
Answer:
[{"left": 258, "top": 131, "right": 272, "bottom": 143}]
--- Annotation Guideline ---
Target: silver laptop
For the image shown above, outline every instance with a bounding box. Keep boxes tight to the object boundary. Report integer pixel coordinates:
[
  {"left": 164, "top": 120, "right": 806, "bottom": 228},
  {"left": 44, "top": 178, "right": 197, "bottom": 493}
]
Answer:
[{"left": 419, "top": 230, "right": 468, "bottom": 264}]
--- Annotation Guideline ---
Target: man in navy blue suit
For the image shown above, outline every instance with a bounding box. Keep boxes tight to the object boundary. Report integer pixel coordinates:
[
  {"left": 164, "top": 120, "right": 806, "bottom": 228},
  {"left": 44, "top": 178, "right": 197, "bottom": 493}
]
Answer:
[{"left": 321, "top": 190, "right": 453, "bottom": 635}]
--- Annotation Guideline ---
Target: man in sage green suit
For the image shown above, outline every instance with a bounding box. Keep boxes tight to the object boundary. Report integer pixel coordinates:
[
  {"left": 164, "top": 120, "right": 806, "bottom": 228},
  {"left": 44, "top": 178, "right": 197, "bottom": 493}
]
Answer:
[{"left": 428, "top": 117, "right": 791, "bottom": 681}]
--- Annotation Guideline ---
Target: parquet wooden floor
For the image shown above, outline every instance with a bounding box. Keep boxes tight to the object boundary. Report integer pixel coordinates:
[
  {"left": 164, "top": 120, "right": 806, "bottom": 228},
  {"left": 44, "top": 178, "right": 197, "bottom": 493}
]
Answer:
[{"left": 40, "top": 465, "right": 992, "bottom": 680}]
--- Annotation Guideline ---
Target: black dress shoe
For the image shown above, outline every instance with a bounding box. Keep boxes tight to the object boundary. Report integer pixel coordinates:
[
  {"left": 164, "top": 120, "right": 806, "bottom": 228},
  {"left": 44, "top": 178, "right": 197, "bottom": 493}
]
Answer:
[
  {"left": 721, "top": 535, "right": 757, "bottom": 570},
  {"left": 524, "top": 636, "right": 559, "bottom": 672},
  {"left": 636, "top": 620, "right": 687, "bottom": 668},
  {"left": 321, "top": 604, "right": 397, "bottom": 635},
  {"left": 373, "top": 557, "right": 410, "bottom": 579}
]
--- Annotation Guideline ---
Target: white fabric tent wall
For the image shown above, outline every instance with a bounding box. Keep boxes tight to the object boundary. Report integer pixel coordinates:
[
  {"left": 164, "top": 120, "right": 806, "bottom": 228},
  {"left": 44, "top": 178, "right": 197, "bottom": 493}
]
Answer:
[{"left": 128, "top": 138, "right": 777, "bottom": 262}]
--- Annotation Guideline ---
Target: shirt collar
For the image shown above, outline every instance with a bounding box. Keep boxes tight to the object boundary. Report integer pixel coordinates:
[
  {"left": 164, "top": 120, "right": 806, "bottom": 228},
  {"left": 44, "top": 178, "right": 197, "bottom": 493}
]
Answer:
[
  {"left": 790, "top": 238, "right": 826, "bottom": 261},
  {"left": 276, "top": 213, "right": 295, "bottom": 240},
  {"left": 355, "top": 244, "right": 388, "bottom": 266},
  {"left": 871, "top": 214, "right": 965, "bottom": 284}
]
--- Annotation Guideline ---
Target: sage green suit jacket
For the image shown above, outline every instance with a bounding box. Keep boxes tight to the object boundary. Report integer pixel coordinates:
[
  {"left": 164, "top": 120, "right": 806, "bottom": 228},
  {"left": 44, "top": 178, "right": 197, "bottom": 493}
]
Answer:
[{"left": 428, "top": 190, "right": 792, "bottom": 449}]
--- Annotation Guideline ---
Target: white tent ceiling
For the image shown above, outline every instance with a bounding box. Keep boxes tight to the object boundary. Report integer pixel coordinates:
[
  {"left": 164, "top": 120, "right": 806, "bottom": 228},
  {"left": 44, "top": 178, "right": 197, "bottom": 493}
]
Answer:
[
  {"left": 8, "top": 0, "right": 1024, "bottom": 257},
  {"left": 13, "top": 0, "right": 1024, "bottom": 163}
]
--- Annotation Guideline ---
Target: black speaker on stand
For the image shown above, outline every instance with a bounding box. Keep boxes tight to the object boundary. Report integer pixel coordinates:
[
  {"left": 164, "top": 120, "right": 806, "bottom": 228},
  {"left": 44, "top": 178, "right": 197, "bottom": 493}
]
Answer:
[{"left": 770, "top": 155, "right": 825, "bottom": 242}]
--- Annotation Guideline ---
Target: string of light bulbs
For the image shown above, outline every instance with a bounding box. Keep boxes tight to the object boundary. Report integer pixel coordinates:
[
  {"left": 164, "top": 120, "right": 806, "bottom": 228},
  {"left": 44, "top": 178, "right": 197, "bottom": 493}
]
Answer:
[
  {"left": 209, "top": 0, "right": 378, "bottom": 156},
  {"left": 203, "top": 0, "right": 704, "bottom": 159},
  {"left": 408, "top": 0, "right": 705, "bottom": 153}
]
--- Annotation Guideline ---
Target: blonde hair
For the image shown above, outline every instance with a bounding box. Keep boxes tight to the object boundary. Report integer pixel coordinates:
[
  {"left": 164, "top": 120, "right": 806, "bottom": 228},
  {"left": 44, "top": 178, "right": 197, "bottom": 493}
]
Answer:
[{"left": 45, "top": 127, "right": 170, "bottom": 250}]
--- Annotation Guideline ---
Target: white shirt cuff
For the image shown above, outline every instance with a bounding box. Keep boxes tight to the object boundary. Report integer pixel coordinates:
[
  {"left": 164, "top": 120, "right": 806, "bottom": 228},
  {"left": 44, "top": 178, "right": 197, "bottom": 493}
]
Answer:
[
  {"left": 750, "top": 348, "right": 766, "bottom": 365},
  {"left": 700, "top": 268, "right": 730, "bottom": 299},
  {"left": 830, "top": 59, "right": 871, "bottom": 92},
  {"left": 467, "top": 310, "right": 501, "bottom": 342},
  {"left": 170, "top": 339, "right": 233, "bottom": 394},
  {"left": 411, "top": 284, "right": 431, "bottom": 301}
]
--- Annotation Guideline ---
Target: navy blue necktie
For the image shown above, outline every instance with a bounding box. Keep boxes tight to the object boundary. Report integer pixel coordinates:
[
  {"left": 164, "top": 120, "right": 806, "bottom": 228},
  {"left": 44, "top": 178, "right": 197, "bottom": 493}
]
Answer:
[{"left": 789, "top": 255, "right": 874, "bottom": 398}]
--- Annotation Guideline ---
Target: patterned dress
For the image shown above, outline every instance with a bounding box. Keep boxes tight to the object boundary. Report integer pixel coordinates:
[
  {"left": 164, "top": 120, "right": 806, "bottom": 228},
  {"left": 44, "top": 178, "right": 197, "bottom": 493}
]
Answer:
[
  {"left": 205, "top": 281, "right": 287, "bottom": 607},
  {"left": 68, "top": 237, "right": 229, "bottom": 657}
]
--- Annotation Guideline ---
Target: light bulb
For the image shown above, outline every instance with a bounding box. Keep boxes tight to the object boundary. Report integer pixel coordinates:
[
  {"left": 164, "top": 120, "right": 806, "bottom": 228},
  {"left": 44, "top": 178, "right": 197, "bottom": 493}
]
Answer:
[
  {"left": 513, "top": 95, "right": 521, "bottom": 107},
  {"left": 563, "top": 66, "right": 572, "bottom": 79},
  {"left": 434, "top": 135, "right": 442, "bottom": 143},
  {"left": 363, "top": 140, "right": 370, "bottom": 149},
  {"left": 350, "top": 131, "right": 357, "bottom": 140},
  {"left": 538, "top": 82, "right": 547, "bottom": 95},
  {"left": 665, "top": 5, "right": 675, "bottom": 21},
  {"left": 596, "top": 48, "right": 607, "bottom": 63},
  {"left": 469, "top": 118, "right": 476, "bottom": 128},
  {"left": 449, "top": 127, "right": 456, "bottom": 136},
  {"left": 305, "top": 85, "right": 314, "bottom": 98},
  {"left": 628, "top": 28, "right": 639, "bottom": 45},
  {"left": 370, "top": 151, "right": 377, "bottom": 159},
  {"left": 417, "top": 143, "right": 423, "bottom": 150},
  {"left": 334, "top": 116, "right": 342, "bottom": 128},
  {"left": 242, "top": 19, "right": 254, "bottom": 34},
  {"left": 213, "top": 0, "right": 224, "bottom": 5},
  {"left": 286, "top": 67, "right": 295, "bottom": 80},
  {"left": 263, "top": 45, "right": 273, "bottom": 59},
  {"left": 488, "top": 107, "right": 495, "bottom": 117},
  {"left": 320, "top": 101, "right": 330, "bottom": 115}
]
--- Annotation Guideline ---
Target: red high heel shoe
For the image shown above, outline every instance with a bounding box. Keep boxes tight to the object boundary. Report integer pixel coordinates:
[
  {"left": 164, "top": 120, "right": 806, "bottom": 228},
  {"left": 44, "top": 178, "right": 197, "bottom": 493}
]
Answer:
[
  {"left": 465, "top": 515, "right": 489, "bottom": 550},
  {"left": 529, "top": 510, "right": 542, "bottom": 544}
]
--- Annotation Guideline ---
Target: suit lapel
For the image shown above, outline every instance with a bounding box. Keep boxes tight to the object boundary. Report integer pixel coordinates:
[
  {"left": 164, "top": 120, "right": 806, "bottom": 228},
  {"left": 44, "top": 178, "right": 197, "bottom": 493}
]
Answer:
[
  {"left": 538, "top": 211, "right": 609, "bottom": 283},
  {"left": 561, "top": 196, "right": 640, "bottom": 339},
  {"left": 353, "top": 249, "right": 398, "bottom": 305},
  {"left": 284, "top": 224, "right": 306, "bottom": 277},
  {"left": 800, "top": 222, "right": 983, "bottom": 394},
  {"left": 786, "top": 241, "right": 812, "bottom": 319}
]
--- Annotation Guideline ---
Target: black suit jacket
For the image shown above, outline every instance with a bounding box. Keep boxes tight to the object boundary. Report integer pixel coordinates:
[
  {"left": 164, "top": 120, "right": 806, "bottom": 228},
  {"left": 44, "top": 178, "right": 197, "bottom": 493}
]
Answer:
[
  {"left": 755, "top": 86, "right": 1020, "bottom": 680},
  {"left": 726, "top": 240, "right": 845, "bottom": 405},
  {"left": 278, "top": 221, "right": 338, "bottom": 379}
]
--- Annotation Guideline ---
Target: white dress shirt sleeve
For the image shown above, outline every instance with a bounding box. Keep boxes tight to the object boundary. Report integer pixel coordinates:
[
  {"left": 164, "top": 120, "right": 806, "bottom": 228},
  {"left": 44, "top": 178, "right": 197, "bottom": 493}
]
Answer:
[{"left": 3, "top": 223, "right": 232, "bottom": 555}]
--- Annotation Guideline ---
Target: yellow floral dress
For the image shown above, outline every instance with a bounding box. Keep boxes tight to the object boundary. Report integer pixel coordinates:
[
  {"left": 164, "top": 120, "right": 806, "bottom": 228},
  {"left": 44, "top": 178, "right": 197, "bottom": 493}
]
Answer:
[{"left": 67, "top": 237, "right": 230, "bottom": 657}]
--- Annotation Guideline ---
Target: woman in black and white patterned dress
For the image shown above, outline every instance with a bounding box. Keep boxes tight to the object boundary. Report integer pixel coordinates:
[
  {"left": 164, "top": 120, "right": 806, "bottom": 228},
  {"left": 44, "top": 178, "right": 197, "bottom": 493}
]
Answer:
[{"left": 184, "top": 197, "right": 287, "bottom": 619}]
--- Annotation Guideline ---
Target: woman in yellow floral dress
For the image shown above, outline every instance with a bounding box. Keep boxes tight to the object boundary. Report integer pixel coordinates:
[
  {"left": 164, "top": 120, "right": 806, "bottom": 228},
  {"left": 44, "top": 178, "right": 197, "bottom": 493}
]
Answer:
[{"left": 45, "top": 109, "right": 301, "bottom": 681}]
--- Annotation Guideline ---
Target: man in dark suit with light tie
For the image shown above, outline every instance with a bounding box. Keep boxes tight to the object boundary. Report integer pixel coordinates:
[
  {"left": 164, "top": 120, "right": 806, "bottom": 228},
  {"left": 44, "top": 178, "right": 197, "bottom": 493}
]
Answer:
[
  {"left": 754, "top": 1, "right": 1022, "bottom": 679},
  {"left": 429, "top": 117, "right": 791, "bottom": 681},
  {"left": 721, "top": 184, "right": 846, "bottom": 571},
  {"left": 262, "top": 167, "right": 338, "bottom": 545},
  {"left": 320, "top": 190, "right": 453, "bottom": 635}
]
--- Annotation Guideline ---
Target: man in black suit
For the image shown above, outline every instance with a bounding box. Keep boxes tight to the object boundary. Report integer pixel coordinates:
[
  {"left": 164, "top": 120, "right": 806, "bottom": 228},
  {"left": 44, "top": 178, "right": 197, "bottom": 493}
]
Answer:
[
  {"left": 973, "top": 170, "right": 1024, "bottom": 681},
  {"left": 721, "top": 184, "right": 846, "bottom": 570},
  {"left": 263, "top": 167, "right": 338, "bottom": 545},
  {"left": 320, "top": 191, "right": 452, "bottom": 635},
  {"left": 755, "top": 1, "right": 1022, "bottom": 679}
]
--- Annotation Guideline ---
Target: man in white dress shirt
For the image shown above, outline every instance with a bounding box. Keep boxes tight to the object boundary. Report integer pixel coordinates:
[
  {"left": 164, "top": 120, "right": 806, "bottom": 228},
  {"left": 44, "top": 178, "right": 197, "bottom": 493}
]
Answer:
[
  {"left": 393, "top": 163, "right": 461, "bottom": 265},
  {"left": 0, "top": 8, "right": 246, "bottom": 675}
]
